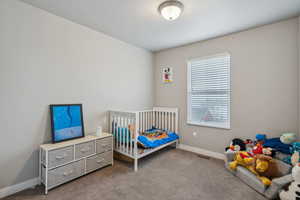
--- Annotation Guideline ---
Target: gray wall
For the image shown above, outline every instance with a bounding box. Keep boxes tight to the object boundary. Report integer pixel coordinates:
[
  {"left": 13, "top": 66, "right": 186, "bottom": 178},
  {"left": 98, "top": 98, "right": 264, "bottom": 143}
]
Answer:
[
  {"left": 154, "top": 18, "right": 299, "bottom": 154},
  {"left": 0, "top": 0, "right": 153, "bottom": 189}
]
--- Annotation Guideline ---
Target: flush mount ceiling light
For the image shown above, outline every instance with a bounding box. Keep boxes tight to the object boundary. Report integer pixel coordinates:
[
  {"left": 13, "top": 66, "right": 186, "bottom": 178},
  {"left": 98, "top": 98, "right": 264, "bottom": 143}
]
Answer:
[{"left": 158, "top": 0, "right": 184, "bottom": 21}]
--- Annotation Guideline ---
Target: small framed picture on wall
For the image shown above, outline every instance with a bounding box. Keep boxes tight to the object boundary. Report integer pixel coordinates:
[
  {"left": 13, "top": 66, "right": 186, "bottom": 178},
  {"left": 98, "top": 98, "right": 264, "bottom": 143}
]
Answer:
[{"left": 162, "top": 67, "right": 173, "bottom": 83}]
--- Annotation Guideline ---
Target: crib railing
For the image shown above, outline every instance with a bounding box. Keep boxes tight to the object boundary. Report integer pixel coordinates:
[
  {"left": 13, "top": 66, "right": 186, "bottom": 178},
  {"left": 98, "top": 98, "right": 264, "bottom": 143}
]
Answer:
[
  {"left": 138, "top": 108, "right": 178, "bottom": 133},
  {"left": 152, "top": 107, "right": 178, "bottom": 133},
  {"left": 137, "top": 110, "right": 152, "bottom": 133},
  {"left": 110, "top": 111, "right": 137, "bottom": 157},
  {"left": 109, "top": 107, "right": 178, "bottom": 159}
]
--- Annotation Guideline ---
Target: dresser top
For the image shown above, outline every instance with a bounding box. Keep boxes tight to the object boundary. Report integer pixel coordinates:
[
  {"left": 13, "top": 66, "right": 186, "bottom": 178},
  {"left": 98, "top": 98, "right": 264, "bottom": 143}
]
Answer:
[{"left": 40, "top": 133, "right": 112, "bottom": 151}]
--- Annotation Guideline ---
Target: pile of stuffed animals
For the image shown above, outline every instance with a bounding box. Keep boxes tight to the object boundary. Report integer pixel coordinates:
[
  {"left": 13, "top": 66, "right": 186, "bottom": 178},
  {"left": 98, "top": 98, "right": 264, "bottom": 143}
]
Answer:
[{"left": 226, "top": 133, "right": 297, "bottom": 187}]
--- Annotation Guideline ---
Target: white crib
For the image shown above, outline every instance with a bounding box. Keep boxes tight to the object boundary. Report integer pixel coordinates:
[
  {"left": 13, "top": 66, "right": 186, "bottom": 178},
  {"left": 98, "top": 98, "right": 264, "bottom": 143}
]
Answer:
[{"left": 109, "top": 107, "right": 179, "bottom": 171}]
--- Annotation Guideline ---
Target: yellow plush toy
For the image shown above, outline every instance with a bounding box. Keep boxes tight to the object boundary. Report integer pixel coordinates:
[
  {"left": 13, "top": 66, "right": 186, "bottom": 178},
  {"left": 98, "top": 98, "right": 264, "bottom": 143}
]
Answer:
[{"left": 229, "top": 152, "right": 272, "bottom": 186}]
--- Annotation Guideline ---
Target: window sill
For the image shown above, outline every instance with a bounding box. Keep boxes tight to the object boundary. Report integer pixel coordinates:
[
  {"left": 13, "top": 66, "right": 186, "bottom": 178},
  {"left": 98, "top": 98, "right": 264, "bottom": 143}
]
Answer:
[{"left": 187, "top": 121, "right": 231, "bottom": 130}]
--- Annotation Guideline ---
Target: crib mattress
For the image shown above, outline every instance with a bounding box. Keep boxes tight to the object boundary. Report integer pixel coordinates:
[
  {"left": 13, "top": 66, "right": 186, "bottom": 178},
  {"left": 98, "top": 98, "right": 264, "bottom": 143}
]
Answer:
[{"left": 138, "top": 130, "right": 179, "bottom": 148}]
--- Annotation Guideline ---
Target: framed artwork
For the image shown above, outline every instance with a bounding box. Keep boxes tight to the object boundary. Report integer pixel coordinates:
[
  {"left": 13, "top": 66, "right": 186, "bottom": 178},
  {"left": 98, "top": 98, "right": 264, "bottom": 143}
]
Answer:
[
  {"left": 50, "top": 104, "right": 85, "bottom": 143},
  {"left": 162, "top": 67, "right": 173, "bottom": 83}
]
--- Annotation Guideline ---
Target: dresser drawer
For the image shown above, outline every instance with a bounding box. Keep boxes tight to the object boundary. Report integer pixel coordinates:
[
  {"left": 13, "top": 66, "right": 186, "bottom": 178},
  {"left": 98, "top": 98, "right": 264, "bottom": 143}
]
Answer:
[
  {"left": 86, "top": 151, "right": 112, "bottom": 173},
  {"left": 96, "top": 137, "right": 112, "bottom": 154},
  {"left": 47, "top": 160, "right": 85, "bottom": 188},
  {"left": 48, "top": 146, "right": 74, "bottom": 168},
  {"left": 75, "top": 141, "right": 95, "bottom": 159}
]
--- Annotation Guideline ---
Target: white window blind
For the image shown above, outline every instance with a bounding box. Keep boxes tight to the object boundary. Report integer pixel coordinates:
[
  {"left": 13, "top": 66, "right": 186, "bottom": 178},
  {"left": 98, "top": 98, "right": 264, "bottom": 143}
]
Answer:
[{"left": 187, "top": 53, "right": 230, "bottom": 129}]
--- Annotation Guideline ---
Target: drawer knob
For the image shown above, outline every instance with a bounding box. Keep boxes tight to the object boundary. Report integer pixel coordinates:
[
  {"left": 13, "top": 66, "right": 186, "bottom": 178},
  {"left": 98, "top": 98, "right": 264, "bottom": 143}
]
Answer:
[
  {"left": 96, "top": 159, "right": 105, "bottom": 163},
  {"left": 80, "top": 148, "right": 90, "bottom": 153},
  {"left": 63, "top": 170, "right": 73, "bottom": 176},
  {"left": 56, "top": 154, "right": 66, "bottom": 160}
]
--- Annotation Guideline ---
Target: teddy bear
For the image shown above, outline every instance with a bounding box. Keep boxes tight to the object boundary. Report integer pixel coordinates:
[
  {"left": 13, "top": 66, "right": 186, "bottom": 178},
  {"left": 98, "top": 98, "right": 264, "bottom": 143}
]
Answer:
[{"left": 279, "top": 152, "right": 300, "bottom": 200}]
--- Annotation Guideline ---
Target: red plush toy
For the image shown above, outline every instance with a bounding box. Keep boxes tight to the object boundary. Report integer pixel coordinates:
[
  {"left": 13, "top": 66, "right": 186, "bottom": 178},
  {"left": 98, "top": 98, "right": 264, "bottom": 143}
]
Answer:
[{"left": 252, "top": 143, "right": 263, "bottom": 155}]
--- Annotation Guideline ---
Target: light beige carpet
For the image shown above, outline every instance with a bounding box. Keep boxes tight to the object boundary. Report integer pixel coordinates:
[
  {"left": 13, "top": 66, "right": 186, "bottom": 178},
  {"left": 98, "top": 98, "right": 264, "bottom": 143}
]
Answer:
[{"left": 3, "top": 148, "right": 267, "bottom": 200}]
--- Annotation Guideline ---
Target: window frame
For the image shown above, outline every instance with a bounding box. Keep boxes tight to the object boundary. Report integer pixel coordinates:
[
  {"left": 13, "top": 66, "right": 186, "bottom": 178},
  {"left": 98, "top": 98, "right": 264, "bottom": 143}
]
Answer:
[{"left": 187, "top": 53, "right": 231, "bottom": 130}]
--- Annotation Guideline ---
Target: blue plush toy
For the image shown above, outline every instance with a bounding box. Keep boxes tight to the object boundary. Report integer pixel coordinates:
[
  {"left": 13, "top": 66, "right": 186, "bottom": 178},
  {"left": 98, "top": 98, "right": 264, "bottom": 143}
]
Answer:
[
  {"left": 256, "top": 134, "right": 266, "bottom": 141},
  {"left": 291, "top": 142, "right": 300, "bottom": 153},
  {"left": 282, "top": 142, "right": 300, "bottom": 165}
]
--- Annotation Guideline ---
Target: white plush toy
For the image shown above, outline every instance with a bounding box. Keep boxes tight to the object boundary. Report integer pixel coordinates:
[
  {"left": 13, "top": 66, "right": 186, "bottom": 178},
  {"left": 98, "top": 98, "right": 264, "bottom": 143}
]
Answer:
[{"left": 279, "top": 152, "right": 300, "bottom": 200}]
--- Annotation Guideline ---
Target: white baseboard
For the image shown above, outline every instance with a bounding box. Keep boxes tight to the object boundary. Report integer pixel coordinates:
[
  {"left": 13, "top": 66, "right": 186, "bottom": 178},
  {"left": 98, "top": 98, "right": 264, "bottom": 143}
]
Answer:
[
  {"left": 178, "top": 144, "right": 225, "bottom": 160},
  {"left": 0, "top": 177, "right": 39, "bottom": 199}
]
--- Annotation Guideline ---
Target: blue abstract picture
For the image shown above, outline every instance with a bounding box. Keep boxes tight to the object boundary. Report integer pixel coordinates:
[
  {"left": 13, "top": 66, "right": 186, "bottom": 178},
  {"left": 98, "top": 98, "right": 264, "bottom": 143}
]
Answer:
[{"left": 50, "top": 104, "right": 84, "bottom": 143}]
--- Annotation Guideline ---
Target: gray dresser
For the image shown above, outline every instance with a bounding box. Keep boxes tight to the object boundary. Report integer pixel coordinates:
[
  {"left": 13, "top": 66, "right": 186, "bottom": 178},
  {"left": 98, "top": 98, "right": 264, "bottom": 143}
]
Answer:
[{"left": 39, "top": 133, "right": 113, "bottom": 194}]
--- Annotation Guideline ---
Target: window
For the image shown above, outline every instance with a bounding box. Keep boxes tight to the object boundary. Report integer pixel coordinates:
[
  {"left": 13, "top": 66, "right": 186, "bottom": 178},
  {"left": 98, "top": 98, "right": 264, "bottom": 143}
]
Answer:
[{"left": 187, "top": 53, "right": 230, "bottom": 129}]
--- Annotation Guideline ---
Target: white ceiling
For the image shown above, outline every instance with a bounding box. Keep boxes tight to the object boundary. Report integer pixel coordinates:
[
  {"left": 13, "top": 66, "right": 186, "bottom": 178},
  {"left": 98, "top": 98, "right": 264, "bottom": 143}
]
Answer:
[{"left": 21, "top": 0, "right": 300, "bottom": 51}]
